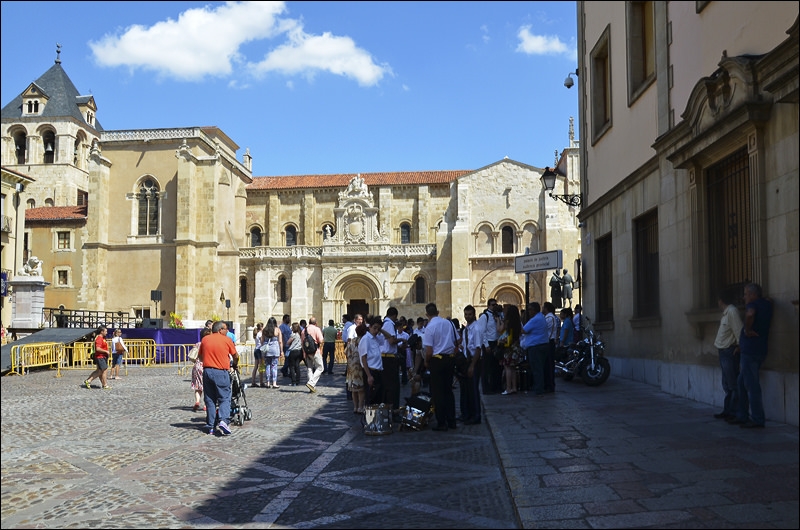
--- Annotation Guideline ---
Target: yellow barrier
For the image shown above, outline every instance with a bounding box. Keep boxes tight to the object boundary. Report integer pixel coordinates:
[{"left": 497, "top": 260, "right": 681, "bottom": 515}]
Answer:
[
  {"left": 7, "top": 343, "right": 66, "bottom": 376},
  {"left": 5, "top": 340, "right": 257, "bottom": 377}
]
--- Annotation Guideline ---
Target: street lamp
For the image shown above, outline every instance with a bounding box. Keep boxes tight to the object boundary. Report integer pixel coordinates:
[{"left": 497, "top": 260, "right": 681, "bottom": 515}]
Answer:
[{"left": 541, "top": 167, "right": 582, "bottom": 207}]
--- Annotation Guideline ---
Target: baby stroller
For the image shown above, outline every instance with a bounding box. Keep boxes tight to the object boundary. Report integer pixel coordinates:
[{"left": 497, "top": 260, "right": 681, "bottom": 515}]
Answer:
[{"left": 229, "top": 366, "right": 252, "bottom": 426}]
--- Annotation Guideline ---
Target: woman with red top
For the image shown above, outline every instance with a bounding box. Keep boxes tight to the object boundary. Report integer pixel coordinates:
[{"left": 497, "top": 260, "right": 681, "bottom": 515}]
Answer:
[{"left": 84, "top": 326, "right": 111, "bottom": 389}]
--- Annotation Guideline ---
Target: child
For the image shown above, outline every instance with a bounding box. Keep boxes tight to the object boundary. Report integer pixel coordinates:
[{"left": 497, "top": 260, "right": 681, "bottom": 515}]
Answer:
[{"left": 191, "top": 328, "right": 212, "bottom": 411}]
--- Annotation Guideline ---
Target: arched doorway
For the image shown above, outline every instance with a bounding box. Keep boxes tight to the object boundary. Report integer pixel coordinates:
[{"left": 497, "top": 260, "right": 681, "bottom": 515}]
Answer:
[{"left": 332, "top": 273, "right": 380, "bottom": 320}]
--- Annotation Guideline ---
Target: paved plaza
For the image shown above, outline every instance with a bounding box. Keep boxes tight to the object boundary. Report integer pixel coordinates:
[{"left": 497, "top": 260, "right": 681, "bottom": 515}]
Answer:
[{"left": 1, "top": 364, "right": 798, "bottom": 529}]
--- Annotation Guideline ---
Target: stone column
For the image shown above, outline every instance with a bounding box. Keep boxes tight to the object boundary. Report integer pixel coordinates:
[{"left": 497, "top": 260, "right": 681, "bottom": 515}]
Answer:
[{"left": 9, "top": 276, "right": 50, "bottom": 328}]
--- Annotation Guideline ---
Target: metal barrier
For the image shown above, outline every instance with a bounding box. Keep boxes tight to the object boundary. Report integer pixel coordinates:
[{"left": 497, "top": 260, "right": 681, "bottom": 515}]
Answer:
[
  {"left": 7, "top": 343, "right": 66, "bottom": 376},
  {"left": 6, "top": 340, "right": 256, "bottom": 377}
]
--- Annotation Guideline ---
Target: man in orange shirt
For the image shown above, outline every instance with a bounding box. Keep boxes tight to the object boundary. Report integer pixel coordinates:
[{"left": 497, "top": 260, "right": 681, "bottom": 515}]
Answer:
[{"left": 199, "top": 321, "right": 239, "bottom": 435}]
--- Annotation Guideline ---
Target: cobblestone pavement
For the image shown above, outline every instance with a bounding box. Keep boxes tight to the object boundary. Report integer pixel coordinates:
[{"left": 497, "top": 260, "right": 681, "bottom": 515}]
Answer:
[
  {"left": 2, "top": 365, "right": 798, "bottom": 529},
  {"left": 1, "top": 366, "right": 515, "bottom": 529}
]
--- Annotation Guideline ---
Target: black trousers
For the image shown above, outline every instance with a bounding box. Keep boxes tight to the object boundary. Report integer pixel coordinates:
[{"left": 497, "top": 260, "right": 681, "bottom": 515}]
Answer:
[
  {"left": 545, "top": 340, "right": 556, "bottom": 392},
  {"left": 322, "top": 342, "right": 336, "bottom": 374},
  {"left": 458, "top": 359, "right": 482, "bottom": 422},
  {"left": 381, "top": 355, "right": 401, "bottom": 409},
  {"left": 481, "top": 341, "right": 500, "bottom": 394},
  {"left": 365, "top": 369, "right": 385, "bottom": 406},
  {"left": 430, "top": 355, "right": 456, "bottom": 427}
]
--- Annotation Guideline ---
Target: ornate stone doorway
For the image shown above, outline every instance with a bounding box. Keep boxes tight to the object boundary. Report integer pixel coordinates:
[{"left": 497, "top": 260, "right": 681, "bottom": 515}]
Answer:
[{"left": 347, "top": 299, "right": 369, "bottom": 319}]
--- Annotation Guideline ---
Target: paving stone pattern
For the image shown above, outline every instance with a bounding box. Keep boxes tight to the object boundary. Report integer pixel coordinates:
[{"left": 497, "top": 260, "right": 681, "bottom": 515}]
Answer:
[{"left": 1, "top": 366, "right": 798, "bottom": 529}]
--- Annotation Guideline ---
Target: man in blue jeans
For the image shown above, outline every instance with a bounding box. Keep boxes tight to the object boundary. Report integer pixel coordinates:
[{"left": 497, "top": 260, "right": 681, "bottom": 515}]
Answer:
[
  {"left": 198, "top": 321, "right": 239, "bottom": 436},
  {"left": 713, "top": 292, "right": 743, "bottom": 420},
  {"left": 729, "top": 283, "right": 772, "bottom": 429}
]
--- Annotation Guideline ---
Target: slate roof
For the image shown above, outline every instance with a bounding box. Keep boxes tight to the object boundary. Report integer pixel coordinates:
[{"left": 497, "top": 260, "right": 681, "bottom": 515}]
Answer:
[
  {"left": 1, "top": 61, "right": 103, "bottom": 131},
  {"left": 25, "top": 205, "right": 87, "bottom": 222},
  {"left": 247, "top": 170, "right": 473, "bottom": 191}
]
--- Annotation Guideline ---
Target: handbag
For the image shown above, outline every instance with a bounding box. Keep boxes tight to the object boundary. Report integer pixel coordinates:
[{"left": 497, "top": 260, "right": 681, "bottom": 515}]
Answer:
[
  {"left": 115, "top": 340, "right": 125, "bottom": 353},
  {"left": 187, "top": 346, "right": 199, "bottom": 362}
]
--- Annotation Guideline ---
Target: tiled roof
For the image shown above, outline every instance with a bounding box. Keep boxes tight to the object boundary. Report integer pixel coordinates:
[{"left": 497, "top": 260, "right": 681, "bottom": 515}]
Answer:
[
  {"left": 1, "top": 62, "right": 103, "bottom": 131},
  {"left": 26, "top": 205, "right": 87, "bottom": 222},
  {"left": 247, "top": 170, "right": 472, "bottom": 190}
]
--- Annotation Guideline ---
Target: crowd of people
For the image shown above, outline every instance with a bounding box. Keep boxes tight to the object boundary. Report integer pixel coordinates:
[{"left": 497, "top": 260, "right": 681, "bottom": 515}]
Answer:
[{"left": 79, "top": 280, "right": 774, "bottom": 435}]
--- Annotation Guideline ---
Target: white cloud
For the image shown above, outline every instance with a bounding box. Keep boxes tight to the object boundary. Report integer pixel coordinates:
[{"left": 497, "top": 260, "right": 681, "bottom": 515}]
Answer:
[
  {"left": 515, "top": 25, "right": 571, "bottom": 56},
  {"left": 88, "top": 1, "right": 391, "bottom": 88},
  {"left": 480, "top": 24, "right": 490, "bottom": 44},
  {"left": 248, "top": 25, "right": 392, "bottom": 87},
  {"left": 90, "top": 1, "right": 288, "bottom": 81}
]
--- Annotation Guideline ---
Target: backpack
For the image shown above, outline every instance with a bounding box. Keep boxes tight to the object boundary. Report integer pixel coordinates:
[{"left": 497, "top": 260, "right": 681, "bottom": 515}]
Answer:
[{"left": 302, "top": 332, "right": 318, "bottom": 355}]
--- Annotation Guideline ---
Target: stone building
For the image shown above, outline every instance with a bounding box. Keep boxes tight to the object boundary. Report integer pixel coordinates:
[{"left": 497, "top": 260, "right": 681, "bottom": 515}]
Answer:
[
  {"left": 1, "top": 53, "right": 582, "bottom": 334},
  {"left": 241, "top": 144, "right": 582, "bottom": 325},
  {"left": 574, "top": 2, "right": 798, "bottom": 425}
]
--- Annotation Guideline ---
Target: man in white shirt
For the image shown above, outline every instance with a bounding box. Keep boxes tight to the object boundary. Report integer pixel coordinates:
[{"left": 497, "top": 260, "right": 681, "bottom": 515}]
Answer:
[
  {"left": 379, "top": 307, "right": 400, "bottom": 410},
  {"left": 713, "top": 293, "right": 743, "bottom": 420},
  {"left": 359, "top": 317, "right": 384, "bottom": 406},
  {"left": 461, "top": 305, "right": 483, "bottom": 425},
  {"left": 477, "top": 299, "right": 501, "bottom": 395},
  {"left": 423, "top": 303, "right": 458, "bottom": 432}
]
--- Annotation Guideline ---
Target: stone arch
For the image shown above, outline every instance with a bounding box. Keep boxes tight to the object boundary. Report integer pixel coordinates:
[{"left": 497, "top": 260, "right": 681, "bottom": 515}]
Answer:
[
  {"left": 493, "top": 283, "right": 524, "bottom": 308},
  {"left": 521, "top": 221, "right": 541, "bottom": 253},
  {"left": 331, "top": 270, "right": 381, "bottom": 318},
  {"left": 473, "top": 221, "right": 495, "bottom": 255}
]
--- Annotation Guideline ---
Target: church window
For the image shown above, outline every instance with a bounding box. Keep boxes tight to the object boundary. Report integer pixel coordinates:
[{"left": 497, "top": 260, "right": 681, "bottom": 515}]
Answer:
[
  {"left": 239, "top": 277, "right": 248, "bottom": 303},
  {"left": 250, "top": 227, "right": 262, "bottom": 247},
  {"left": 77, "top": 190, "right": 88, "bottom": 206},
  {"left": 27, "top": 198, "right": 35, "bottom": 209},
  {"left": 278, "top": 276, "right": 288, "bottom": 302},
  {"left": 45, "top": 198, "right": 54, "bottom": 207},
  {"left": 501, "top": 226, "right": 514, "bottom": 254},
  {"left": 400, "top": 222, "right": 411, "bottom": 244},
  {"left": 414, "top": 277, "right": 426, "bottom": 303},
  {"left": 136, "top": 178, "right": 160, "bottom": 236},
  {"left": 285, "top": 225, "right": 297, "bottom": 246}
]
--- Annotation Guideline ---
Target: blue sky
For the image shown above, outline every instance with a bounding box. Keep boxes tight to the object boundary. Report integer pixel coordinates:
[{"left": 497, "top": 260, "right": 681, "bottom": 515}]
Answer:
[{"left": 1, "top": 1, "right": 578, "bottom": 177}]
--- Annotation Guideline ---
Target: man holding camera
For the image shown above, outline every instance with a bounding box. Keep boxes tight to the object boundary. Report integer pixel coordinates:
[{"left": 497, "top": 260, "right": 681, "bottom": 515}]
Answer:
[{"left": 477, "top": 299, "right": 501, "bottom": 394}]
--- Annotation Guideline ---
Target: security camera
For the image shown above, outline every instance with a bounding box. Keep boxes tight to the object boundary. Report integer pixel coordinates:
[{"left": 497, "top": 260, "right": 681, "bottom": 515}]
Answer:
[{"left": 564, "top": 76, "right": 574, "bottom": 89}]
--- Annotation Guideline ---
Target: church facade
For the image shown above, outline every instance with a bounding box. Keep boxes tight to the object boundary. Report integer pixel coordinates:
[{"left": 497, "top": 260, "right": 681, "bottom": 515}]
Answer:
[
  {"left": 241, "top": 152, "right": 582, "bottom": 326},
  {"left": 1, "top": 55, "right": 582, "bottom": 332}
]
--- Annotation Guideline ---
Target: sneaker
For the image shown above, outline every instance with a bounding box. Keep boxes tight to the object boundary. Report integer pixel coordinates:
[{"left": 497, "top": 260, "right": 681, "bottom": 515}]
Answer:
[
  {"left": 306, "top": 383, "right": 316, "bottom": 393},
  {"left": 83, "top": 380, "right": 91, "bottom": 389},
  {"left": 205, "top": 426, "right": 215, "bottom": 435},
  {"left": 217, "top": 421, "right": 231, "bottom": 436},
  {"left": 102, "top": 386, "right": 112, "bottom": 390}
]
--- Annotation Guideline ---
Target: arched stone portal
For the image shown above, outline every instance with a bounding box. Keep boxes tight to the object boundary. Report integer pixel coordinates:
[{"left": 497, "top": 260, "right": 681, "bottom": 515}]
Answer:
[{"left": 326, "top": 272, "right": 381, "bottom": 322}]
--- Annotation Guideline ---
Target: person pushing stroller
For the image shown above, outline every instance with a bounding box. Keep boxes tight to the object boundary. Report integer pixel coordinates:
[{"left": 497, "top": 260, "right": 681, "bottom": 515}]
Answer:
[{"left": 198, "top": 321, "right": 239, "bottom": 436}]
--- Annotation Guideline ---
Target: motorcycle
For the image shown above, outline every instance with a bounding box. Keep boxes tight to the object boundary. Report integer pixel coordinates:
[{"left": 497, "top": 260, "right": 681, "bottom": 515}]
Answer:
[{"left": 554, "top": 322, "right": 611, "bottom": 386}]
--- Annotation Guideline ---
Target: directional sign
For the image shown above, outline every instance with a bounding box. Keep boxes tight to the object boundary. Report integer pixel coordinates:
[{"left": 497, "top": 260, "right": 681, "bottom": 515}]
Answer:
[{"left": 515, "top": 250, "right": 562, "bottom": 273}]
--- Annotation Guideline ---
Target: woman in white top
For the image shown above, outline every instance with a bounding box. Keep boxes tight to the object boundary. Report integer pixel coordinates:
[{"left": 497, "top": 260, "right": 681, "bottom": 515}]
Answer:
[
  {"left": 251, "top": 323, "right": 265, "bottom": 387},
  {"left": 109, "top": 329, "right": 127, "bottom": 380}
]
